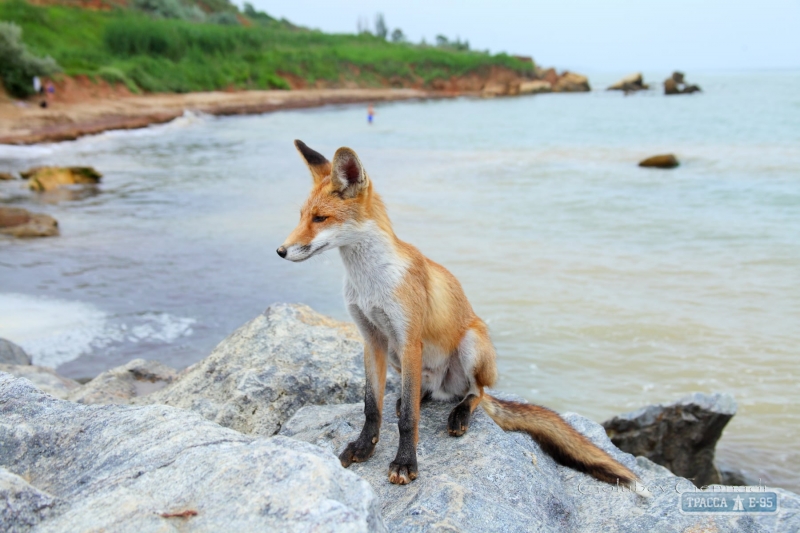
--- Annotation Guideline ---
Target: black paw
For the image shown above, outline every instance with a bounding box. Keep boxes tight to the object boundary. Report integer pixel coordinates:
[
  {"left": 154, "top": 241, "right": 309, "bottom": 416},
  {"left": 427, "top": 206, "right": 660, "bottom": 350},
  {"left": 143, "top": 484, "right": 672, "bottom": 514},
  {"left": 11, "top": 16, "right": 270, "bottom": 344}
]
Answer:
[
  {"left": 388, "top": 459, "right": 418, "bottom": 485},
  {"left": 395, "top": 397, "right": 402, "bottom": 417},
  {"left": 339, "top": 438, "right": 377, "bottom": 468},
  {"left": 447, "top": 402, "right": 472, "bottom": 437}
]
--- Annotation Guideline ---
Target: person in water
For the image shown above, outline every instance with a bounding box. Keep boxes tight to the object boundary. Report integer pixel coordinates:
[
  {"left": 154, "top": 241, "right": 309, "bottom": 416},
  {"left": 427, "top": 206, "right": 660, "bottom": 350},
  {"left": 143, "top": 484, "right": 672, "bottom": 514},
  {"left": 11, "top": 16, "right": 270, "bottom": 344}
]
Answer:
[{"left": 367, "top": 104, "right": 375, "bottom": 125}]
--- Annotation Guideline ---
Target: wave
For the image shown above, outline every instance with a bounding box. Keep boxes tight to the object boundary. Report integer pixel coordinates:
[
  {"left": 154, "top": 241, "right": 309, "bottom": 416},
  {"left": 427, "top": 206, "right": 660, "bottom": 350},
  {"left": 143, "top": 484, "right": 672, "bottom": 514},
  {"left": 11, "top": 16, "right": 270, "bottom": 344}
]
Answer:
[{"left": 0, "top": 293, "right": 195, "bottom": 368}]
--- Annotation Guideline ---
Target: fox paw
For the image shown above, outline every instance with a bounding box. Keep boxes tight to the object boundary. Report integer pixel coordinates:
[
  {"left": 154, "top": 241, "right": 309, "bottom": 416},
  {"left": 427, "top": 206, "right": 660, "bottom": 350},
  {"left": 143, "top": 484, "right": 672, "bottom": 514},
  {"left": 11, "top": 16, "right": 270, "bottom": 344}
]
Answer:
[
  {"left": 339, "top": 439, "right": 376, "bottom": 468},
  {"left": 447, "top": 403, "right": 472, "bottom": 437},
  {"left": 388, "top": 460, "right": 418, "bottom": 485}
]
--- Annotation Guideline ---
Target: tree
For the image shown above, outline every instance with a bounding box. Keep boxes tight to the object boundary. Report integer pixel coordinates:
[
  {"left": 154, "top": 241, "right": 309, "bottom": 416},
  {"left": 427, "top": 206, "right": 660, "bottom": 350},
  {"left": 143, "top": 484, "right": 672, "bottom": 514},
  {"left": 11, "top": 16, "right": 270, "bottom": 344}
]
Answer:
[
  {"left": 391, "top": 28, "right": 406, "bottom": 43},
  {"left": 435, "top": 34, "right": 449, "bottom": 47},
  {"left": 0, "top": 22, "right": 60, "bottom": 98},
  {"left": 375, "top": 13, "right": 388, "bottom": 40}
]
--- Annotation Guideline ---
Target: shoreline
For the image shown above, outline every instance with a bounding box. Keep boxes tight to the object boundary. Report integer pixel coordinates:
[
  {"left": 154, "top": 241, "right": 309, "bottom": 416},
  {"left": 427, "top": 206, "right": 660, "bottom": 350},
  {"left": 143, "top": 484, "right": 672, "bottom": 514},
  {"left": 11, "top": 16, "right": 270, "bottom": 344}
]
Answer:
[{"left": 0, "top": 88, "right": 453, "bottom": 145}]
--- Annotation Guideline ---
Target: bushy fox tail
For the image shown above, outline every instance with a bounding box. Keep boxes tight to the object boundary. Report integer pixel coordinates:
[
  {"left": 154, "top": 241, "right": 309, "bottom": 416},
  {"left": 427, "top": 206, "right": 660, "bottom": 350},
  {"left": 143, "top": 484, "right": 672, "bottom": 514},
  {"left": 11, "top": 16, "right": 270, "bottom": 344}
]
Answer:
[{"left": 481, "top": 394, "right": 648, "bottom": 494}]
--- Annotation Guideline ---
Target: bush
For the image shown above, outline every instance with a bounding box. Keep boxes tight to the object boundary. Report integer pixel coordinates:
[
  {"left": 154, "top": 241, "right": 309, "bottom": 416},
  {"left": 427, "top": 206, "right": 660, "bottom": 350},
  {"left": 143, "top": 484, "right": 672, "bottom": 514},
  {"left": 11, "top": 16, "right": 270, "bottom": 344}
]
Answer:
[
  {"left": 97, "top": 66, "right": 140, "bottom": 93},
  {"left": 0, "top": 22, "right": 60, "bottom": 97}
]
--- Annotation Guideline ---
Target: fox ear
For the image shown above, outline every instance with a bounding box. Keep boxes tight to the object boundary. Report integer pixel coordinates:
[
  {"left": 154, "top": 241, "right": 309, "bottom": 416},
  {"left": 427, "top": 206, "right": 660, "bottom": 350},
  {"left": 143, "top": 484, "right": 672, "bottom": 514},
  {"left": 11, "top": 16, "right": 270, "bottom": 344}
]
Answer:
[
  {"left": 331, "top": 147, "right": 368, "bottom": 198},
  {"left": 294, "top": 140, "right": 331, "bottom": 185}
]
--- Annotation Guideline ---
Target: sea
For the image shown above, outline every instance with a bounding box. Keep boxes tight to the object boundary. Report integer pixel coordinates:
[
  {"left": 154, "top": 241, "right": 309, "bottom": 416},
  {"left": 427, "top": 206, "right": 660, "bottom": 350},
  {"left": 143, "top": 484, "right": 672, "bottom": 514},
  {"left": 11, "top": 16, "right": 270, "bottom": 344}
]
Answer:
[{"left": 1, "top": 70, "right": 798, "bottom": 491}]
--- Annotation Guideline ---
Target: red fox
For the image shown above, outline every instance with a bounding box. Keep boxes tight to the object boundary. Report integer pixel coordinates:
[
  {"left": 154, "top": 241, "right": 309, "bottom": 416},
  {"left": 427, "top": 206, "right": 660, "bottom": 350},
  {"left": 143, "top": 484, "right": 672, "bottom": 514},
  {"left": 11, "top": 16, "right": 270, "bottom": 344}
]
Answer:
[{"left": 278, "top": 140, "right": 646, "bottom": 491}]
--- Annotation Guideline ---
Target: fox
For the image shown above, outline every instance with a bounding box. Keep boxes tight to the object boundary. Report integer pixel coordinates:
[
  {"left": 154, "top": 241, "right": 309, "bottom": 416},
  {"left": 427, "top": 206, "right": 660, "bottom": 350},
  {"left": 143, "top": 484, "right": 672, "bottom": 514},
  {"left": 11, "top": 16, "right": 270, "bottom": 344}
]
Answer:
[{"left": 278, "top": 140, "right": 646, "bottom": 491}]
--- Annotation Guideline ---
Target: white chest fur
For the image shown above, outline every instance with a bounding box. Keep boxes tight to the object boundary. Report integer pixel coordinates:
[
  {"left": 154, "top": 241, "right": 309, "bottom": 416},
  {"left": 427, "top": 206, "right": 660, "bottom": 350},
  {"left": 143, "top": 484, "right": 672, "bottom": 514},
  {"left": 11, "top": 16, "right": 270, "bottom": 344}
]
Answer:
[{"left": 340, "top": 224, "right": 409, "bottom": 344}]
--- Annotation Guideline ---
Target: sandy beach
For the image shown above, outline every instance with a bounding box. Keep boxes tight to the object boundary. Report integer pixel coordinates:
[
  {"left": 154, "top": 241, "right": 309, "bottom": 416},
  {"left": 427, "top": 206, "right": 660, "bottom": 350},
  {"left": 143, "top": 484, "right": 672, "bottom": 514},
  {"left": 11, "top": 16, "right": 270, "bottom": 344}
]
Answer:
[{"left": 0, "top": 88, "right": 441, "bottom": 145}]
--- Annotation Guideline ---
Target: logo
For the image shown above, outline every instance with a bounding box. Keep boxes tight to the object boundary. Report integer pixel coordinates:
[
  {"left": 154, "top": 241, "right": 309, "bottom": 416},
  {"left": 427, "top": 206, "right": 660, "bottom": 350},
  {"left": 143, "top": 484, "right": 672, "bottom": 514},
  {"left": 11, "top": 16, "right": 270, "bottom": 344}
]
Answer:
[{"left": 680, "top": 492, "right": 779, "bottom": 514}]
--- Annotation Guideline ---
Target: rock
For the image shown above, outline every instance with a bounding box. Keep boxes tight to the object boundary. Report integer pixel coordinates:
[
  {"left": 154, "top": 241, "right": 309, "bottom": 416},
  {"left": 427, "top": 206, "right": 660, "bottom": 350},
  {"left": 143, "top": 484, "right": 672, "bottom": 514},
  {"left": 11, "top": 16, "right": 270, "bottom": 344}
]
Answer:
[
  {"left": 0, "top": 172, "right": 15, "bottom": 181},
  {"left": 602, "top": 392, "right": 736, "bottom": 486},
  {"left": 0, "top": 207, "right": 59, "bottom": 238},
  {"left": 22, "top": 166, "right": 102, "bottom": 192},
  {"left": 540, "top": 67, "right": 559, "bottom": 86},
  {"left": 664, "top": 71, "right": 702, "bottom": 95},
  {"left": 553, "top": 72, "right": 591, "bottom": 92},
  {"left": 639, "top": 154, "right": 680, "bottom": 169},
  {"left": 519, "top": 80, "right": 553, "bottom": 95},
  {"left": 67, "top": 359, "right": 178, "bottom": 405},
  {"left": 137, "top": 303, "right": 376, "bottom": 436},
  {"left": 0, "top": 364, "right": 79, "bottom": 399},
  {"left": 0, "top": 467, "right": 63, "bottom": 533},
  {"left": 0, "top": 372, "right": 386, "bottom": 532},
  {"left": 607, "top": 72, "right": 649, "bottom": 92},
  {"left": 282, "top": 393, "right": 799, "bottom": 532},
  {"left": 0, "top": 339, "right": 30, "bottom": 365}
]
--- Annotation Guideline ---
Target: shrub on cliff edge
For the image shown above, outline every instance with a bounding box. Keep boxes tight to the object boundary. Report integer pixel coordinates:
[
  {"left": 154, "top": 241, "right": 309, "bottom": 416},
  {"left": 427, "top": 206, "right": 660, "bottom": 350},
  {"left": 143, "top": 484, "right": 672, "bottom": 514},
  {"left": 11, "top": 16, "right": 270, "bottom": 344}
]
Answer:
[{"left": 0, "top": 21, "right": 60, "bottom": 98}]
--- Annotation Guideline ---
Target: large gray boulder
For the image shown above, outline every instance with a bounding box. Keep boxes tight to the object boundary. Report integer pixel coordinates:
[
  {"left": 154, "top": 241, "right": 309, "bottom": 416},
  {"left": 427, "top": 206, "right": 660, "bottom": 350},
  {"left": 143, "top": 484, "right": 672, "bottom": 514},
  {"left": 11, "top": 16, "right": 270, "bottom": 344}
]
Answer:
[
  {"left": 282, "top": 393, "right": 799, "bottom": 533},
  {"left": 0, "top": 372, "right": 385, "bottom": 533},
  {"left": 0, "top": 364, "right": 78, "bottom": 399},
  {"left": 0, "top": 340, "right": 30, "bottom": 365},
  {"left": 137, "top": 303, "right": 371, "bottom": 436},
  {"left": 602, "top": 392, "right": 736, "bottom": 486},
  {"left": 67, "top": 358, "right": 177, "bottom": 405}
]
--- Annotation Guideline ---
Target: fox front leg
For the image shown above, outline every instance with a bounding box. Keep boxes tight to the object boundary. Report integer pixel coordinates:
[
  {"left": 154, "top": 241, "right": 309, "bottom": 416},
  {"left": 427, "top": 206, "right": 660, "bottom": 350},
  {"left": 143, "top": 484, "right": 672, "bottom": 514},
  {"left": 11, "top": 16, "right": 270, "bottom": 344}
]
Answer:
[
  {"left": 339, "top": 308, "right": 387, "bottom": 467},
  {"left": 388, "top": 337, "right": 422, "bottom": 485}
]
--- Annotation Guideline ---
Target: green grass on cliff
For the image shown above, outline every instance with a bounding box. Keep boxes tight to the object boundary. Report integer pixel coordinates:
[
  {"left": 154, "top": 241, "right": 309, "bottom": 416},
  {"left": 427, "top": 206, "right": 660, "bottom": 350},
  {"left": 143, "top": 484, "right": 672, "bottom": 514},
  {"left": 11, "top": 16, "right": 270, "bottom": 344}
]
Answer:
[{"left": 0, "top": 0, "right": 534, "bottom": 94}]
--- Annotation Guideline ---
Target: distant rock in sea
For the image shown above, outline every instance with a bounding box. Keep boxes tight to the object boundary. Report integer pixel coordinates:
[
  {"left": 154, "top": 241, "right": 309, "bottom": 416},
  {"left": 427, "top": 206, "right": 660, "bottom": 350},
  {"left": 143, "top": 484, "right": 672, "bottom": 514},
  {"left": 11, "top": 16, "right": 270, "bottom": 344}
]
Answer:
[
  {"left": 639, "top": 154, "right": 680, "bottom": 169},
  {"left": 664, "top": 71, "right": 701, "bottom": 95},
  {"left": 0, "top": 339, "right": 30, "bottom": 365},
  {"left": 607, "top": 73, "right": 649, "bottom": 93}
]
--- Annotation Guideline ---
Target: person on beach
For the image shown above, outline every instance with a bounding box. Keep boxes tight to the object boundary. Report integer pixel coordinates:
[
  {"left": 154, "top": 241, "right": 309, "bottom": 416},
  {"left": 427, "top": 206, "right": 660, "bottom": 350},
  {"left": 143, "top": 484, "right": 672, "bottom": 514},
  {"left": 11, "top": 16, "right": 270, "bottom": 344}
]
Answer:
[{"left": 367, "top": 104, "right": 375, "bottom": 125}]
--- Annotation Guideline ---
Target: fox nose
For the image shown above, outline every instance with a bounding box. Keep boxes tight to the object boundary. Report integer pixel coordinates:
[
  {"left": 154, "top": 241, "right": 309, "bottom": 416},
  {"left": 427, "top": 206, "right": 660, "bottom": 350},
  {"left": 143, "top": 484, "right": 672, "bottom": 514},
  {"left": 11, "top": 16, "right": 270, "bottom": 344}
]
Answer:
[{"left": 276, "top": 246, "right": 287, "bottom": 258}]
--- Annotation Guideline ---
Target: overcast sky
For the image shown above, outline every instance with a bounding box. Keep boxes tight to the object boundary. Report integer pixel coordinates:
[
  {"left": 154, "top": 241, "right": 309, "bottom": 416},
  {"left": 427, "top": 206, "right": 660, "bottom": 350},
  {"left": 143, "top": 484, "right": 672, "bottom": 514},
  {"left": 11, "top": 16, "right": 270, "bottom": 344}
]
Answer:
[{"left": 243, "top": 0, "right": 800, "bottom": 72}]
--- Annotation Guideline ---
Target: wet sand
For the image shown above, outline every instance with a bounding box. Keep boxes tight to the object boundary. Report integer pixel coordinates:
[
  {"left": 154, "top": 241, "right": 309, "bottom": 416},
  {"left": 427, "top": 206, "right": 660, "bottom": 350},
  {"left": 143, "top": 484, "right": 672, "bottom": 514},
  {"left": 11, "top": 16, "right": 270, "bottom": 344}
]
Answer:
[{"left": 0, "top": 88, "right": 441, "bottom": 145}]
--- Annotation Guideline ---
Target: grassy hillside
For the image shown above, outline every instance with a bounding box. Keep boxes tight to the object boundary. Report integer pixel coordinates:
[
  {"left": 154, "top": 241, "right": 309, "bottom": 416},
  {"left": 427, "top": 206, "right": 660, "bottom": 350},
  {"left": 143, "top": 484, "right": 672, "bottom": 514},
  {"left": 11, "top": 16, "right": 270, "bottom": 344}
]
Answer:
[{"left": 0, "top": 0, "right": 534, "bottom": 95}]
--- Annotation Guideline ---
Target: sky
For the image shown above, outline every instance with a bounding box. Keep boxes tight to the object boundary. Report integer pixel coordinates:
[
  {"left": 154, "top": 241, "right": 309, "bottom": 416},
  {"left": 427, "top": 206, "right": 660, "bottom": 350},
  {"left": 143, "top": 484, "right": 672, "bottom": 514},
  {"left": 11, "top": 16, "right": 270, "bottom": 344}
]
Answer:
[{"left": 243, "top": 0, "right": 800, "bottom": 72}]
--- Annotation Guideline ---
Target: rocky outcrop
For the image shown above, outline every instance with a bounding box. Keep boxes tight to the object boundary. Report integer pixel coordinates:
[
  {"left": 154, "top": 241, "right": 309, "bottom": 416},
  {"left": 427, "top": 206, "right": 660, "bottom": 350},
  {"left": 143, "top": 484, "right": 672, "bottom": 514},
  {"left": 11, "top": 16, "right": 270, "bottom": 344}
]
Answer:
[
  {"left": 0, "top": 172, "right": 15, "bottom": 181},
  {"left": 603, "top": 393, "right": 736, "bottom": 486},
  {"left": 0, "top": 340, "right": 30, "bottom": 365},
  {"left": 519, "top": 80, "right": 553, "bottom": 95},
  {"left": 639, "top": 153, "right": 680, "bottom": 168},
  {"left": 21, "top": 166, "right": 102, "bottom": 192},
  {"left": 664, "top": 71, "right": 701, "bottom": 95},
  {"left": 66, "top": 358, "right": 177, "bottom": 405},
  {"left": 608, "top": 72, "right": 649, "bottom": 92},
  {"left": 282, "top": 393, "right": 799, "bottom": 532},
  {"left": 135, "top": 304, "right": 373, "bottom": 436},
  {"left": 0, "top": 207, "right": 59, "bottom": 238},
  {"left": 0, "top": 364, "right": 78, "bottom": 399},
  {"left": 0, "top": 373, "right": 385, "bottom": 533},
  {"left": 553, "top": 72, "right": 591, "bottom": 92}
]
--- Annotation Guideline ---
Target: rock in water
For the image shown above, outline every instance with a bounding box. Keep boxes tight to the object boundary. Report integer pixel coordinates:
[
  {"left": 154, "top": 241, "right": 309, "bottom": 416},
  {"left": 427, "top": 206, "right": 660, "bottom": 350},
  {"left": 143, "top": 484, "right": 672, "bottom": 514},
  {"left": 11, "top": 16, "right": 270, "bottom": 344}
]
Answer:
[
  {"left": 23, "top": 167, "right": 102, "bottom": 192},
  {"left": 639, "top": 154, "right": 680, "bottom": 168},
  {"left": 0, "top": 364, "right": 79, "bottom": 399},
  {"left": 0, "top": 207, "right": 59, "bottom": 238},
  {"left": 0, "top": 172, "right": 15, "bottom": 181},
  {"left": 137, "top": 303, "right": 371, "bottom": 436},
  {"left": 553, "top": 72, "right": 591, "bottom": 92},
  {"left": 282, "top": 393, "right": 800, "bottom": 532},
  {"left": 0, "top": 372, "right": 386, "bottom": 532},
  {"left": 664, "top": 71, "right": 702, "bottom": 95},
  {"left": 519, "top": 80, "right": 553, "bottom": 95},
  {"left": 602, "top": 392, "right": 737, "bottom": 486},
  {"left": 67, "top": 359, "right": 178, "bottom": 405},
  {"left": 0, "top": 339, "right": 30, "bottom": 365},
  {"left": 607, "top": 72, "right": 649, "bottom": 92}
]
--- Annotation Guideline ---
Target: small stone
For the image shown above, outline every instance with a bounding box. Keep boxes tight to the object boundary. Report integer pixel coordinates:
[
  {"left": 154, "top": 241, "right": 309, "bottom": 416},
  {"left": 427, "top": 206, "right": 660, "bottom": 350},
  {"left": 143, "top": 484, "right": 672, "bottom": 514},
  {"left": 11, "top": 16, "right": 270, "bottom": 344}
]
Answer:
[
  {"left": 639, "top": 154, "right": 680, "bottom": 169},
  {"left": 0, "top": 339, "right": 30, "bottom": 365}
]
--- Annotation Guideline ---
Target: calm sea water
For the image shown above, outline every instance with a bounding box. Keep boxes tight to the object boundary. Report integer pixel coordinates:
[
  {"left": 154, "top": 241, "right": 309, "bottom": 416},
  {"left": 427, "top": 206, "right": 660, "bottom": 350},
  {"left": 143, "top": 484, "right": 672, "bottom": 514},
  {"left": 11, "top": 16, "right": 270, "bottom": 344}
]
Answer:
[{"left": 1, "top": 71, "right": 799, "bottom": 491}]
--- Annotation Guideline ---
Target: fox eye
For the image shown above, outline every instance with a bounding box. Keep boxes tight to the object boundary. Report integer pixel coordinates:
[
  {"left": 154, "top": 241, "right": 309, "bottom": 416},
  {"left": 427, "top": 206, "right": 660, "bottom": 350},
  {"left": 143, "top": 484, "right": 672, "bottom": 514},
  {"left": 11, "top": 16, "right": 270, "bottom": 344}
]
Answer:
[{"left": 312, "top": 215, "right": 328, "bottom": 223}]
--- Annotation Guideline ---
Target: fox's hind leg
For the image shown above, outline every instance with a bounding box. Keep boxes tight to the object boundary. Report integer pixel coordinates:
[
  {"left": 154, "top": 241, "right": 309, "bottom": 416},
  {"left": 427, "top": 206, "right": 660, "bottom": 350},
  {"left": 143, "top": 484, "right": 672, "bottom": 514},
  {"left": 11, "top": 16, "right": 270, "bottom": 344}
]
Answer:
[{"left": 446, "top": 323, "right": 498, "bottom": 437}]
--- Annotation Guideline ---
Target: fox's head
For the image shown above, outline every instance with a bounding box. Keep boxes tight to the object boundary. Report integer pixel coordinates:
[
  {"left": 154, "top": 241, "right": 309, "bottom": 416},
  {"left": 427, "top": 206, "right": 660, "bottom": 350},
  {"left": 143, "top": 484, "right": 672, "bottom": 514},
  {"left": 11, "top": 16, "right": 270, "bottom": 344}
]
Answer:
[{"left": 277, "top": 140, "right": 390, "bottom": 262}]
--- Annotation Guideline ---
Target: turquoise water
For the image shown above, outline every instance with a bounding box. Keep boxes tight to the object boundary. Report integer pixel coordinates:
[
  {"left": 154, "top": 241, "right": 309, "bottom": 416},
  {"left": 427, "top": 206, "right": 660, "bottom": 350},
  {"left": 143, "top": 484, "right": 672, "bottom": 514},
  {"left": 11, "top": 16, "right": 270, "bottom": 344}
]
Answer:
[{"left": 1, "top": 71, "right": 799, "bottom": 490}]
